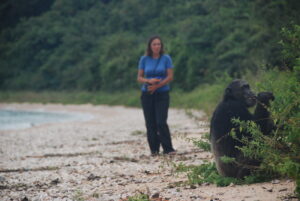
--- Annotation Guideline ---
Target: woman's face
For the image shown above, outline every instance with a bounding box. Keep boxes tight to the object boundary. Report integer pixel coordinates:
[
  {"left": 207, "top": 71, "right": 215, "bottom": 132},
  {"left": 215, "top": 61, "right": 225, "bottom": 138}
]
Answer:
[{"left": 151, "top": 38, "right": 161, "bottom": 56}]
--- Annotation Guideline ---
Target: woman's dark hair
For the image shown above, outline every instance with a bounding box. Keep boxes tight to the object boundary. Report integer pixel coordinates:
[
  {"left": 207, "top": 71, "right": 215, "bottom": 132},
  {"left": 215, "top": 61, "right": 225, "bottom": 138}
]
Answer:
[{"left": 146, "top": 35, "right": 164, "bottom": 57}]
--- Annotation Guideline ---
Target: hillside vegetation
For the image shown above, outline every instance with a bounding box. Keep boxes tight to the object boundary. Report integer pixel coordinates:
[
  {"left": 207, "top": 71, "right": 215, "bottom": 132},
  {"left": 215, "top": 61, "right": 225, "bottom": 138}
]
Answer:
[{"left": 0, "top": 0, "right": 299, "bottom": 91}]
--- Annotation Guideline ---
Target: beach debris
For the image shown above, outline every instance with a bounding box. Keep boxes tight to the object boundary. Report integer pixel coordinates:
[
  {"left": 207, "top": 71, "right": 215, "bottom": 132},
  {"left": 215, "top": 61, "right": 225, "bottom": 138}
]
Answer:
[
  {"left": 272, "top": 179, "right": 280, "bottom": 184},
  {"left": 50, "top": 178, "right": 60, "bottom": 185}
]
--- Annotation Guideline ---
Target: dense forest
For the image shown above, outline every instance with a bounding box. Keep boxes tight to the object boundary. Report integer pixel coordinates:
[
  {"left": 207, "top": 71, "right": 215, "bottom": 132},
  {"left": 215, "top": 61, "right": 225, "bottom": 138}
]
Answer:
[{"left": 0, "top": 0, "right": 299, "bottom": 91}]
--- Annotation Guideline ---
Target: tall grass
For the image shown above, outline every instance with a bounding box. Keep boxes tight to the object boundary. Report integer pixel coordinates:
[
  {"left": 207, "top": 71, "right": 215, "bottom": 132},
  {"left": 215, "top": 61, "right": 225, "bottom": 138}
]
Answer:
[
  {"left": 0, "top": 81, "right": 228, "bottom": 114},
  {"left": 0, "top": 90, "right": 141, "bottom": 107}
]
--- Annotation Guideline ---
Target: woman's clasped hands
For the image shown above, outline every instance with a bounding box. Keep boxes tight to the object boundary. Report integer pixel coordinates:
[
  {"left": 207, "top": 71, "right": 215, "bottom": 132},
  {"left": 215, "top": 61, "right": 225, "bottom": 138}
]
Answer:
[{"left": 147, "top": 78, "right": 161, "bottom": 94}]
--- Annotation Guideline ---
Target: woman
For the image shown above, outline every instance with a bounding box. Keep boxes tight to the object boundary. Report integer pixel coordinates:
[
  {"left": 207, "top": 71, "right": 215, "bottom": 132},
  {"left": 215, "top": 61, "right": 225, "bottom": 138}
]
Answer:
[{"left": 137, "top": 35, "right": 176, "bottom": 156}]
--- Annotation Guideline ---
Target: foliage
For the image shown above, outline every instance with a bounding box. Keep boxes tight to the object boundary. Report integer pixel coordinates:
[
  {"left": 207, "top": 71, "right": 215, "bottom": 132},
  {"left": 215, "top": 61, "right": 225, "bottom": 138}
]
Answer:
[
  {"left": 186, "top": 132, "right": 211, "bottom": 152},
  {"left": 220, "top": 156, "right": 236, "bottom": 164},
  {"left": 0, "top": 0, "right": 300, "bottom": 91},
  {"left": 280, "top": 25, "right": 300, "bottom": 69},
  {"left": 232, "top": 69, "right": 300, "bottom": 197},
  {"left": 174, "top": 161, "right": 271, "bottom": 187},
  {"left": 72, "top": 189, "right": 85, "bottom": 201},
  {"left": 171, "top": 73, "right": 231, "bottom": 114},
  {"left": 0, "top": 74, "right": 229, "bottom": 112},
  {"left": 228, "top": 25, "right": 300, "bottom": 197},
  {"left": 126, "top": 193, "right": 150, "bottom": 201},
  {"left": 188, "top": 137, "right": 211, "bottom": 152}
]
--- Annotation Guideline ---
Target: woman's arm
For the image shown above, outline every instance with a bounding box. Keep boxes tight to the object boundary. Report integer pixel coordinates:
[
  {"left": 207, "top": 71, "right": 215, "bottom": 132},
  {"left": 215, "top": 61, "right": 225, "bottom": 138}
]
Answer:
[
  {"left": 148, "top": 68, "right": 173, "bottom": 94},
  {"left": 137, "top": 69, "right": 147, "bottom": 84}
]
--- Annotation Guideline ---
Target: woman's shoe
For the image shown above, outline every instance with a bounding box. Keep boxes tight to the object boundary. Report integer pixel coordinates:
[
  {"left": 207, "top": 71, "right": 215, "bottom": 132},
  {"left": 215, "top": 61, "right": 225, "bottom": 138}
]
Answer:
[{"left": 164, "top": 150, "right": 177, "bottom": 155}]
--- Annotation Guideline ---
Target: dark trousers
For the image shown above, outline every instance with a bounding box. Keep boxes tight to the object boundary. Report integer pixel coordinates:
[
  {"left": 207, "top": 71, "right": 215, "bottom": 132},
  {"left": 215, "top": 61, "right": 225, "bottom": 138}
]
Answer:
[{"left": 141, "top": 91, "right": 175, "bottom": 154}]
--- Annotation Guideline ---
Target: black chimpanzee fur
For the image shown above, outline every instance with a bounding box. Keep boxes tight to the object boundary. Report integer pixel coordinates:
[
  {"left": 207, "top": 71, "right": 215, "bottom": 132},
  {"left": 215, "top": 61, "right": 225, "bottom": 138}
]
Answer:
[
  {"left": 210, "top": 79, "right": 274, "bottom": 178},
  {"left": 254, "top": 92, "right": 275, "bottom": 135}
]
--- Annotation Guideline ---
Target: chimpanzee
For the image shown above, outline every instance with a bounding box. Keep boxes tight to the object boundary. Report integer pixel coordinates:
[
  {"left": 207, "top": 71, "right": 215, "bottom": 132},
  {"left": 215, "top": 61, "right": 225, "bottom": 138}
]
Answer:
[
  {"left": 254, "top": 92, "right": 275, "bottom": 135},
  {"left": 210, "top": 79, "right": 274, "bottom": 178}
]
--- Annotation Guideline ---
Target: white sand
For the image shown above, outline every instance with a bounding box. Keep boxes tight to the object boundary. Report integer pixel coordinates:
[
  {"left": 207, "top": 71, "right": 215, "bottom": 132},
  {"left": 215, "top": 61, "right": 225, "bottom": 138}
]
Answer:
[{"left": 0, "top": 103, "right": 296, "bottom": 201}]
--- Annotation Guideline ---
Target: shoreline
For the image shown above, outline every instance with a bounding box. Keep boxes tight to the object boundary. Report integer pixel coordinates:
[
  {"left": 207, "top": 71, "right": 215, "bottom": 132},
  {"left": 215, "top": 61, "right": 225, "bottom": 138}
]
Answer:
[
  {"left": 0, "top": 106, "right": 94, "bottom": 131},
  {"left": 0, "top": 103, "right": 296, "bottom": 201}
]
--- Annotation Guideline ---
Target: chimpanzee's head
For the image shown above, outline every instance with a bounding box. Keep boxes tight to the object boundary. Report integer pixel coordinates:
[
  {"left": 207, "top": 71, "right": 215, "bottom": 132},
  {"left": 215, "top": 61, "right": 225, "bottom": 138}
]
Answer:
[{"left": 224, "top": 79, "right": 256, "bottom": 107}]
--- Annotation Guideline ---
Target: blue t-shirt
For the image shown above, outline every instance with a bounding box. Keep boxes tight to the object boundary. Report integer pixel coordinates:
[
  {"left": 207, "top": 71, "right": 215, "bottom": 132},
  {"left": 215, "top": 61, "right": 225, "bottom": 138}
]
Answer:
[{"left": 138, "top": 54, "right": 174, "bottom": 92}]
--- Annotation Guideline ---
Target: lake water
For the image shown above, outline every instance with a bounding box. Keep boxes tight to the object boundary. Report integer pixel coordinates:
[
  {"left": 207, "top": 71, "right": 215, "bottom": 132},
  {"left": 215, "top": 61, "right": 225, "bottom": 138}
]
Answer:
[{"left": 0, "top": 109, "right": 93, "bottom": 130}]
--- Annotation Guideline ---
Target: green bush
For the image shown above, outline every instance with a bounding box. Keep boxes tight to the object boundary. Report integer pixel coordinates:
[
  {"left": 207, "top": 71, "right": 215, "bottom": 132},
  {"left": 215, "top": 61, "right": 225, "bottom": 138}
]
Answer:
[
  {"left": 175, "top": 161, "right": 271, "bottom": 187},
  {"left": 230, "top": 25, "right": 300, "bottom": 197},
  {"left": 232, "top": 68, "right": 300, "bottom": 197},
  {"left": 279, "top": 25, "right": 300, "bottom": 70}
]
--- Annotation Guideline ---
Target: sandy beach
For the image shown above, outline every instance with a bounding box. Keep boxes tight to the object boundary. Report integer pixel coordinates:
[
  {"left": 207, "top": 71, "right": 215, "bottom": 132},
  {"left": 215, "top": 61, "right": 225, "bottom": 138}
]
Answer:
[{"left": 0, "top": 103, "right": 297, "bottom": 201}]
